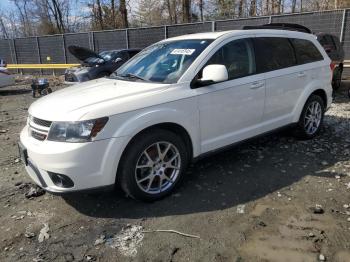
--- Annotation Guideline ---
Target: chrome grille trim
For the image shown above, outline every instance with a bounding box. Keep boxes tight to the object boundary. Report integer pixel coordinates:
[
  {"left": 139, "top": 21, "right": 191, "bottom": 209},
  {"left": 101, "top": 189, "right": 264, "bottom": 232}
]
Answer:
[
  {"left": 28, "top": 115, "right": 51, "bottom": 141},
  {"left": 31, "top": 130, "right": 47, "bottom": 141},
  {"left": 32, "top": 117, "right": 52, "bottom": 127}
]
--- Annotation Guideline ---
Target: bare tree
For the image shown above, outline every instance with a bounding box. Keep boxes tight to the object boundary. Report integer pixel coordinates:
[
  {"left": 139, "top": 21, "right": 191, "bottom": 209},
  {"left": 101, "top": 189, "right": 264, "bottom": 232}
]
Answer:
[
  {"left": 199, "top": 0, "right": 204, "bottom": 21},
  {"left": 119, "top": 0, "right": 128, "bottom": 28},
  {"left": 0, "top": 15, "right": 9, "bottom": 38},
  {"left": 238, "top": 0, "right": 244, "bottom": 16},
  {"left": 291, "top": 0, "right": 296, "bottom": 12},
  {"left": 182, "top": 0, "right": 191, "bottom": 22},
  {"left": 249, "top": 0, "right": 256, "bottom": 16}
]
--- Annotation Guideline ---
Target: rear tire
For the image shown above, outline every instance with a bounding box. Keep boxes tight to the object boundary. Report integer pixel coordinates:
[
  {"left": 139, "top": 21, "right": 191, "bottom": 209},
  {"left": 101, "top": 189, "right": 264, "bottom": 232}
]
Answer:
[
  {"left": 332, "top": 67, "right": 342, "bottom": 91},
  {"left": 118, "top": 129, "right": 189, "bottom": 201},
  {"left": 293, "top": 95, "right": 325, "bottom": 140}
]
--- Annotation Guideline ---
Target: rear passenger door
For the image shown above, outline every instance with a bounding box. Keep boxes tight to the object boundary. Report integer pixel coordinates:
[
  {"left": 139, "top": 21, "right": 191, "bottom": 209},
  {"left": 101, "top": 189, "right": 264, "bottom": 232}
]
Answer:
[{"left": 253, "top": 37, "right": 306, "bottom": 130}]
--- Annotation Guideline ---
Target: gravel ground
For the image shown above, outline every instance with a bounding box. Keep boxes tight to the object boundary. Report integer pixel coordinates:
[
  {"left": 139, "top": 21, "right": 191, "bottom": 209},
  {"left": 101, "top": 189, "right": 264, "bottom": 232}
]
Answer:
[{"left": 0, "top": 78, "right": 350, "bottom": 262}]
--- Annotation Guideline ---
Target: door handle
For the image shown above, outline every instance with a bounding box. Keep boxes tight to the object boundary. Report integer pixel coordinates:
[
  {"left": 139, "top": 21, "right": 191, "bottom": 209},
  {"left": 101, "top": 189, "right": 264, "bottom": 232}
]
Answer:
[
  {"left": 297, "top": 72, "right": 306, "bottom": 77},
  {"left": 250, "top": 81, "right": 264, "bottom": 89}
]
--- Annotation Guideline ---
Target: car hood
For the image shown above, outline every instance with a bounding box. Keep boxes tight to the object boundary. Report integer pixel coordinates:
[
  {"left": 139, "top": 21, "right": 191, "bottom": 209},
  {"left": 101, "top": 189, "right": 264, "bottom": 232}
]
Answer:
[
  {"left": 29, "top": 78, "right": 173, "bottom": 121},
  {"left": 68, "top": 45, "right": 103, "bottom": 62}
]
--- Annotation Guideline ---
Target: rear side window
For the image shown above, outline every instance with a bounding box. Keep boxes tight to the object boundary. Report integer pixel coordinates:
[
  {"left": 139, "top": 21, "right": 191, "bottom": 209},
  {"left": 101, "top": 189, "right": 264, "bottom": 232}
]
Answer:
[
  {"left": 291, "top": 38, "right": 324, "bottom": 64},
  {"left": 205, "top": 38, "right": 256, "bottom": 80},
  {"left": 254, "top": 37, "right": 297, "bottom": 73}
]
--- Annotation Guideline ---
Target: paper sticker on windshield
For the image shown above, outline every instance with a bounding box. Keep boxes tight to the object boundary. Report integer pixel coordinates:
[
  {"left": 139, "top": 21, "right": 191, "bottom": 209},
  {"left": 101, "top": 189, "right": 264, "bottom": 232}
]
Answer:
[{"left": 170, "top": 49, "right": 195, "bottom": 55}]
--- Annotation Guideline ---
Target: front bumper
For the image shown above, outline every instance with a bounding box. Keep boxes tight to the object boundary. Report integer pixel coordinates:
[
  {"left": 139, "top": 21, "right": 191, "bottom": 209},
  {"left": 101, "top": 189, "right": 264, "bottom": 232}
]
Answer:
[{"left": 19, "top": 127, "right": 128, "bottom": 194}]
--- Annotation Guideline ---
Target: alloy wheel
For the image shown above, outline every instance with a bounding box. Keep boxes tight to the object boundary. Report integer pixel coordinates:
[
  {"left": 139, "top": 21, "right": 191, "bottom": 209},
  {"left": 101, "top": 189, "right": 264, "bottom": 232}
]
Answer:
[
  {"left": 134, "top": 142, "right": 181, "bottom": 194},
  {"left": 304, "top": 101, "right": 322, "bottom": 135}
]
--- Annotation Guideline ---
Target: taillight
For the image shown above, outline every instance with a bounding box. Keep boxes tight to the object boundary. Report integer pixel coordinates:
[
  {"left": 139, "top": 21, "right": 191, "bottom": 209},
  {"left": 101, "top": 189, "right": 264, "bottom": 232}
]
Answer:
[{"left": 330, "top": 63, "right": 336, "bottom": 71}]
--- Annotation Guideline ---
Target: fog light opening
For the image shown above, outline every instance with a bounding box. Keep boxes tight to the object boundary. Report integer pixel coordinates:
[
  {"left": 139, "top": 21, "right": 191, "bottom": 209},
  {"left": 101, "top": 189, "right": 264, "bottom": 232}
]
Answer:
[{"left": 48, "top": 172, "right": 74, "bottom": 188}]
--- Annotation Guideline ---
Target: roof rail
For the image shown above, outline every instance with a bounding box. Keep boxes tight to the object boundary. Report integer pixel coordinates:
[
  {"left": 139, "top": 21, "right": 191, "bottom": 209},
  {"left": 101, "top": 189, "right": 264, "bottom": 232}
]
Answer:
[{"left": 242, "top": 23, "right": 312, "bottom": 34}]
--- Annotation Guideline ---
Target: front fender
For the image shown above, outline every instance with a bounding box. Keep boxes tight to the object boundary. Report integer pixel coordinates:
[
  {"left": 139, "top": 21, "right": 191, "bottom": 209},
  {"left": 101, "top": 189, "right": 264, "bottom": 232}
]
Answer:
[{"left": 99, "top": 99, "right": 201, "bottom": 157}]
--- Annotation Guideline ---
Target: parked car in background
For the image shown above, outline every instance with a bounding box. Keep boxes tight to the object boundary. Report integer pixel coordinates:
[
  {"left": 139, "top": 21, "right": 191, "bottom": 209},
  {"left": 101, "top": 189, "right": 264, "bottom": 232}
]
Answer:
[
  {"left": 20, "top": 29, "right": 332, "bottom": 201},
  {"left": 64, "top": 46, "right": 140, "bottom": 84},
  {"left": 316, "top": 33, "right": 344, "bottom": 90},
  {"left": 0, "top": 61, "right": 15, "bottom": 88}
]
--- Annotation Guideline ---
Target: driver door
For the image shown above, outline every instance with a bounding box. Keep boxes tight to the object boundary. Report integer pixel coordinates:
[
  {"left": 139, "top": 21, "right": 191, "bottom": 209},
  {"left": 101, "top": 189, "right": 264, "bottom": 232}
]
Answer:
[{"left": 195, "top": 38, "right": 266, "bottom": 153}]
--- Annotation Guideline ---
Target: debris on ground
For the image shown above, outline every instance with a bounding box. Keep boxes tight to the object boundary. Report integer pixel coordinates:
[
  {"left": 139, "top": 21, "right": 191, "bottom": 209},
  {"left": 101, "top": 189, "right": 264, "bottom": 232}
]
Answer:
[
  {"left": 142, "top": 229, "right": 200, "bottom": 239},
  {"left": 237, "top": 204, "right": 246, "bottom": 214},
  {"left": 24, "top": 185, "right": 45, "bottom": 199},
  {"left": 311, "top": 204, "right": 324, "bottom": 214},
  {"left": 38, "top": 224, "right": 50, "bottom": 243},
  {"left": 107, "top": 225, "right": 144, "bottom": 257},
  {"left": 319, "top": 253, "right": 326, "bottom": 261},
  {"left": 94, "top": 234, "right": 106, "bottom": 246},
  {"left": 85, "top": 255, "right": 96, "bottom": 261}
]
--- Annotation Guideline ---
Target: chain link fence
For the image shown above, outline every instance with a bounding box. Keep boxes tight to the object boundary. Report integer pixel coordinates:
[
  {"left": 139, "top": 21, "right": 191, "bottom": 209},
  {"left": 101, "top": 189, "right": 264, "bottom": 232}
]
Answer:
[{"left": 0, "top": 9, "right": 349, "bottom": 76}]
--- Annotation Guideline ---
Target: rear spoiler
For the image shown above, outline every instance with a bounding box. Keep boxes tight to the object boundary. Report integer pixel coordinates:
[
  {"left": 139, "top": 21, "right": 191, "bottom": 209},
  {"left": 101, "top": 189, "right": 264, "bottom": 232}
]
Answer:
[{"left": 242, "top": 23, "right": 312, "bottom": 34}]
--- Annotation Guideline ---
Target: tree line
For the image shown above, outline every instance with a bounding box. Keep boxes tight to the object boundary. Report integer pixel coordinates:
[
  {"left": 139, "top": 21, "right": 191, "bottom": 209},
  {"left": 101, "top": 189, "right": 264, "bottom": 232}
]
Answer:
[{"left": 0, "top": 0, "right": 349, "bottom": 39}]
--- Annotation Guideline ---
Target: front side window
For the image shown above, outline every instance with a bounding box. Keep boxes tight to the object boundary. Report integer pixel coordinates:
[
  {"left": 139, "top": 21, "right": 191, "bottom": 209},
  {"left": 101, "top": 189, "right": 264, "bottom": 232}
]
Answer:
[
  {"left": 254, "top": 37, "right": 297, "bottom": 73},
  {"left": 204, "top": 38, "right": 256, "bottom": 80},
  {"left": 114, "top": 39, "right": 213, "bottom": 83},
  {"left": 291, "top": 38, "right": 324, "bottom": 64}
]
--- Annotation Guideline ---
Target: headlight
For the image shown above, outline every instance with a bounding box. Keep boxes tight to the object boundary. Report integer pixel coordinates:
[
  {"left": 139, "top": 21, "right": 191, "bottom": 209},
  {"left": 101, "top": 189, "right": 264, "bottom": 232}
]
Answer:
[
  {"left": 76, "top": 73, "right": 90, "bottom": 82},
  {"left": 47, "top": 117, "right": 108, "bottom": 142}
]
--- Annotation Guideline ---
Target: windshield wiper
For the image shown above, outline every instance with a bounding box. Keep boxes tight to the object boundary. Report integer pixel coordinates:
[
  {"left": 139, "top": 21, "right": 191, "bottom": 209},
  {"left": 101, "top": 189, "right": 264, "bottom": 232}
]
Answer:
[{"left": 121, "top": 73, "right": 149, "bottom": 82}]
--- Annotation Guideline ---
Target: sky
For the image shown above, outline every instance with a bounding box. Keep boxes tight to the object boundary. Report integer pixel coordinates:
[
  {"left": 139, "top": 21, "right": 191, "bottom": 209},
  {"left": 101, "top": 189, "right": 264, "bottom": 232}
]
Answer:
[
  {"left": 0, "top": 0, "right": 139, "bottom": 17},
  {"left": 0, "top": 0, "right": 13, "bottom": 10}
]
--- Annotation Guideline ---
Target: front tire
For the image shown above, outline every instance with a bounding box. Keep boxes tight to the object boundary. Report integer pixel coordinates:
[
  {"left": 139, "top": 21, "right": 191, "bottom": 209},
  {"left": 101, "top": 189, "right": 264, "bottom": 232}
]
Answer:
[
  {"left": 118, "top": 129, "right": 189, "bottom": 201},
  {"left": 294, "top": 95, "right": 325, "bottom": 140}
]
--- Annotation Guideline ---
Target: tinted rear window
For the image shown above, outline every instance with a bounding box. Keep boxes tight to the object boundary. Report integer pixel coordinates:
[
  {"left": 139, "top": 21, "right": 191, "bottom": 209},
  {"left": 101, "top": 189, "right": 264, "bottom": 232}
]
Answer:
[
  {"left": 291, "top": 38, "right": 324, "bottom": 64},
  {"left": 254, "top": 37, "right": 297, "bottom": 73}
]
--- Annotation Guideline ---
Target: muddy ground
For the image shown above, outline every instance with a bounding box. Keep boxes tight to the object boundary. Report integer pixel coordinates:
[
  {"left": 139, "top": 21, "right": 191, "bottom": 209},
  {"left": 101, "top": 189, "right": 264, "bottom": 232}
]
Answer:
[{"left": 0, "top": 77, "right": 350, "bottom": 262}]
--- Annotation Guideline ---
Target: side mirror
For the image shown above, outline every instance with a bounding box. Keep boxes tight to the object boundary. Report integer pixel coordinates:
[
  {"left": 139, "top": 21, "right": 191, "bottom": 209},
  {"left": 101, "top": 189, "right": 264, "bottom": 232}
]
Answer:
[
  {"left": 192, "top": 64, "right": 228, "bottom": 88},
  {"left": 114, "top": 57, "right": 122, "bottom": 63}
]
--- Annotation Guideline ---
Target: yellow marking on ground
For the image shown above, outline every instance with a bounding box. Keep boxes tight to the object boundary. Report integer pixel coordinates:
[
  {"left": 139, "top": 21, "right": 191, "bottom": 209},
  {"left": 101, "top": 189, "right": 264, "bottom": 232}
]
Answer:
[{"left": 7, "top": 64, "right": 80, "bottom": 69}]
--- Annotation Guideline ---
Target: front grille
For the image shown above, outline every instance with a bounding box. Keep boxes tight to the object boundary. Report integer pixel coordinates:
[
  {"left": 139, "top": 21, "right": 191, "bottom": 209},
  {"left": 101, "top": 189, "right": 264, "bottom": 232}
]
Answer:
[
  {"left": 32, "top": 117, "right": 52, "bottom": 128},
  {"left": 29, "top": 115, "right": 51, "bottom": 141},
  {"left": 31, "top": 130, "right": 47, "bottom": 141}
]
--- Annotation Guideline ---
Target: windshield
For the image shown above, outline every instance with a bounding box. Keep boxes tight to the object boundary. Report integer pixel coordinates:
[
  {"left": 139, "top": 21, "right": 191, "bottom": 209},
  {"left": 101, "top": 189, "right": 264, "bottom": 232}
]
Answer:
[
  {"left": 114, "top": 39, "right": 213, "bottom": 84},
  {"left": 85, "top": 51, "right": 117, "bottom": 64}
]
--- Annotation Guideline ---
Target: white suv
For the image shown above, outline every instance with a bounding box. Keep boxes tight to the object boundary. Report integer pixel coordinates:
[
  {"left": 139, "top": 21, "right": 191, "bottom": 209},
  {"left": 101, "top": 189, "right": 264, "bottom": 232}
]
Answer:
[{"left": 19, "top": 29, "right": 332, "bottom": 201}]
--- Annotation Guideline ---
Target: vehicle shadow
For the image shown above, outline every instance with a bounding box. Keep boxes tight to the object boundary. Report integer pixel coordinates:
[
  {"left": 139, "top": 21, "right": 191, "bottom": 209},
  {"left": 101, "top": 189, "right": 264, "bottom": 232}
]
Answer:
[
  {"left": 63, "top": 111, "right": 348, "bottom": 219},
  {"left": 0, "top": 88, "right": 31, "bottom": 96}
]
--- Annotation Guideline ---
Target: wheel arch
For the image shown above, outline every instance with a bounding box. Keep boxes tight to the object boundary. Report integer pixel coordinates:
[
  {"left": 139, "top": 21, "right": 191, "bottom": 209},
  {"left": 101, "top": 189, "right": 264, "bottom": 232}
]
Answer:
[
  {"left": 311, "top": 89, "right": 327, "bottom": 107},
  {"left": 115, "top": 122, "right": 195, "bottom": 186},
  {"left": 292, "top": 86, "right": 330, "bottom": 123},
  {"left": 121, "top": 122, "right": 194, "bottom": 163}
]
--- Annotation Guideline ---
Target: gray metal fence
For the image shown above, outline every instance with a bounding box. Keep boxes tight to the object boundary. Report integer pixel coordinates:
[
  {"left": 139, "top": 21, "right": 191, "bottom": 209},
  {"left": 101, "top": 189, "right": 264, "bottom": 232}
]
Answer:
[{"left": 0, "top": 9, "right": 349, "bottom": 76}]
